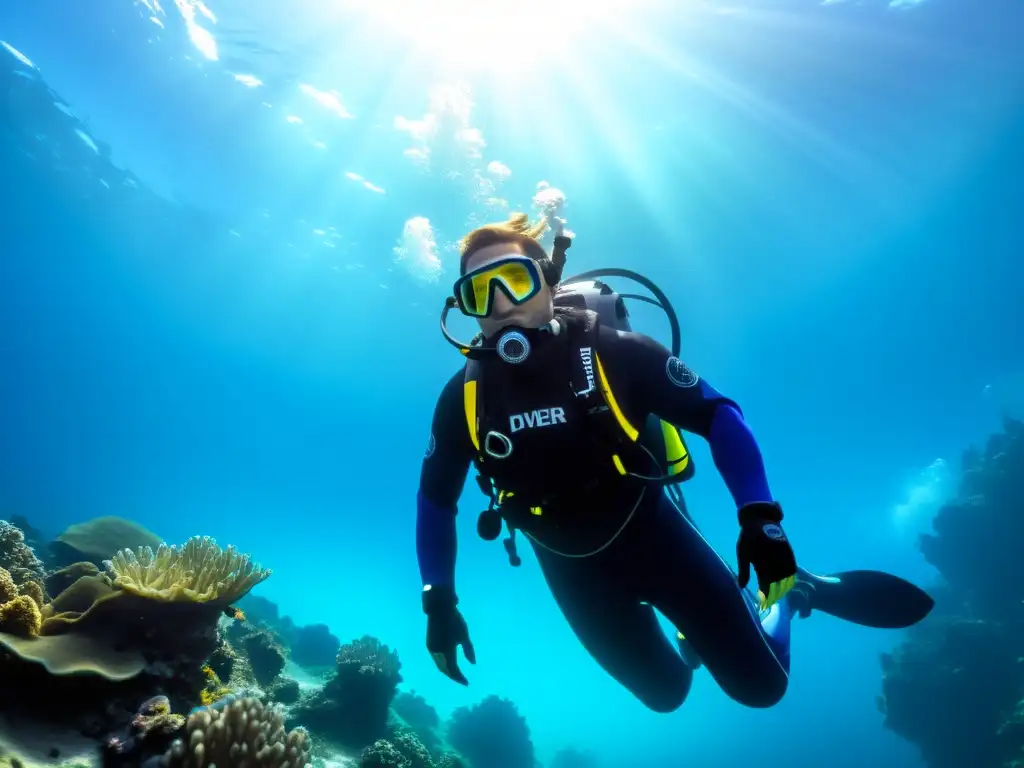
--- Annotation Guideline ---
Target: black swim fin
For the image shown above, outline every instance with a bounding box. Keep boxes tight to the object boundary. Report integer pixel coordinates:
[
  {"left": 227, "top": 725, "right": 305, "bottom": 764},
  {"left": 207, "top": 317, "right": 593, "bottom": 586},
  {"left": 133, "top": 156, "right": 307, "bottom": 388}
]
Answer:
[{"left": 789, "top": 568, "right": 934, "bottom": 629}]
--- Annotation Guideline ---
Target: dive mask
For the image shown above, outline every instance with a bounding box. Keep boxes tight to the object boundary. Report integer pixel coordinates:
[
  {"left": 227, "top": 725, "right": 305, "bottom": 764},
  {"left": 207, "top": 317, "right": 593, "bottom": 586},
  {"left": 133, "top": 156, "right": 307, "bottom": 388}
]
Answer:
[{"left": 452, "top": 255, "right": 543, "bottom": 318}]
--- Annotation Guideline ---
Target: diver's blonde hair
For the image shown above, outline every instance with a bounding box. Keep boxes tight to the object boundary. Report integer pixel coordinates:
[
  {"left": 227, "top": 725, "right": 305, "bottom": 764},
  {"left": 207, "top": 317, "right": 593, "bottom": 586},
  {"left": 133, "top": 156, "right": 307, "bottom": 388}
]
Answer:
[{"left": 459, "top": 212, "right": 549, "bottom": 272}]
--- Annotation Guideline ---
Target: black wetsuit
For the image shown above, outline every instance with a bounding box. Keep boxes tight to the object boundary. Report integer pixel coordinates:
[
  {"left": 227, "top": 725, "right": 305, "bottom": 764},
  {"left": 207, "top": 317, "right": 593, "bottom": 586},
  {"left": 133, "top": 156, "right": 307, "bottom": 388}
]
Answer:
[{"left": 417, "top": 315, "right": 791, "bottom": 711}]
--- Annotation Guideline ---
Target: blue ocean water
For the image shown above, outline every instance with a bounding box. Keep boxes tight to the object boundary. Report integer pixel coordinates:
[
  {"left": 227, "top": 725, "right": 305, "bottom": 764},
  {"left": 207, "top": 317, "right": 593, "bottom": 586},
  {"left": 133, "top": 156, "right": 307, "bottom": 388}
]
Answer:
[{"left": 0, "top": 0, "right": 1022, "bottom": 765}]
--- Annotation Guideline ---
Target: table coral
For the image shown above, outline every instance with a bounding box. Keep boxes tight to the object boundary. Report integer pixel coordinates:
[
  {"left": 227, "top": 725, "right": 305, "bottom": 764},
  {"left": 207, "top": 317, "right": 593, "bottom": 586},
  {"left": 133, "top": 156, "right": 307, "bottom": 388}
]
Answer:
[
  {"left": 50, "top": 516, "right": 163, "bottom": 568},
  {"left": 45, "top": 561, "right": 100, "bottom": 597},
  {"left": 107, "top": 535, "right": 271, "bottom": 604}
]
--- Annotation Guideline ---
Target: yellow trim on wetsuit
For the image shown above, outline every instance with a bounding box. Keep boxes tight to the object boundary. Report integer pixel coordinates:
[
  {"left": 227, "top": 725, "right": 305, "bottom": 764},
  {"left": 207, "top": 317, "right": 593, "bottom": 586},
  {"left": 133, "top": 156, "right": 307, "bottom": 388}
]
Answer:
[
  {"left": 594, "top": 352, "right": 639, "bottom": 441},
  {"left": 464, "top": 378, "right": 480, "bottom": 452},
  {"left": 661, "top": 420, "right": 690, "bottom": 476},
  {"left": 462, "top": 352, "right": 688, "bottom": 482}
]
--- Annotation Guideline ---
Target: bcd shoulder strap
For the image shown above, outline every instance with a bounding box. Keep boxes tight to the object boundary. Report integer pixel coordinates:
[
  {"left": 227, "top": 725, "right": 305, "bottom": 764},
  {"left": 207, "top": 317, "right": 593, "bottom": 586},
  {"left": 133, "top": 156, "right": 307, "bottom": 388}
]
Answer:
[{"left": 568, "top": 316, "right": 644, "bottom": 476}]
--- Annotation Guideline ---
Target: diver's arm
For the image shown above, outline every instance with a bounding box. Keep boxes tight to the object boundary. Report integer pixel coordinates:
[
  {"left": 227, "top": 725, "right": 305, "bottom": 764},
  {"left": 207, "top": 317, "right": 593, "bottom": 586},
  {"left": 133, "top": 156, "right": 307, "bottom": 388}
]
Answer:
[
  {"left": 602, "top": 329, "right": 774, "bottom": 507},
  {"left": 417, "top": 370, "right": 474, "bottom": 589}
]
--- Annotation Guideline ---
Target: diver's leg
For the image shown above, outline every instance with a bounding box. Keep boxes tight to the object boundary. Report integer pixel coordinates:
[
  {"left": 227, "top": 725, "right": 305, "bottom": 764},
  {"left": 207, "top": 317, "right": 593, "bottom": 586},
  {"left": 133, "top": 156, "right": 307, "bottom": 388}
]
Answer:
[
  {"left": 532, "top": 542, "right": 693, "bottom": 713},
  {"left": 643, "top": 491, "right": 792, "bottom": 709}
]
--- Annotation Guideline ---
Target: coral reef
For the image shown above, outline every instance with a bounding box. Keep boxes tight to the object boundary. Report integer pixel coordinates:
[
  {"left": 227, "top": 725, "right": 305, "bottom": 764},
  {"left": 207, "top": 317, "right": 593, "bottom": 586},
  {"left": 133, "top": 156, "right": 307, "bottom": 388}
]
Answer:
[
  {"left": 8, "top": 514, "right": 47, "bottom": 556},
  {"left": 237, "top": 594, "right": 285, "bottom": 629},
  {"left": 0, "top": 566, "right": 42, "bottom": 636},
  {"left": 50, "top": 516, "right": 163, "bottom": 569},
  {"left": 550, "top": 747, "right": 600, "bottom": 768},
  {"left": 107, "top": 535, "right": 271, "bottom": 603},
  {"left": 360, "top": 739, "right": 409, "bottom": 768},
  {"left": 0, "top": 520, "right": 46, "bottom": 587},
  {"left": 291, "top": 623, "right": 340, "bottom": 669},
  {"left": 45, "top": 562, "right": 100, "bottom": 598},
  {"left": 101, "top": 695, "right": 185, "bottom": 768},
  {"left": 240, "top": 628, "right": 286, "bottom": 687},
  {"left": 0, "top": 511, "right": 541, "bottom": 768},
  {"left": 234, "top": 593, "right": 346, "bottom": 670},
  {"left": 446, "top": 696, "right": 535, "bottom": 768},
  {"left": 267, "top": 677, "right": 301, "bottom": 705},
  {"left": 164, "top": 696, "right": 311, "bottom": 768},
  {"left": 0, "top": 528, "right": 273, "bottom": 737},
  {"left": 291, "top": 636, "right": 402, "bottom": 750},
  {"left": 392, "top": 692, "right": 442, "bottom": 757},
  {"left": 205, "top": 639, "right": 236, "bottom": 683},
  {"left": 879, "top": 417, "right": 1024, "bottom": 767},
  {"left": 358, "top": 731, "right": 434, "bottom": 768},
  {"left": 198, "top": 665, "right": 235, "bottom": 708}
]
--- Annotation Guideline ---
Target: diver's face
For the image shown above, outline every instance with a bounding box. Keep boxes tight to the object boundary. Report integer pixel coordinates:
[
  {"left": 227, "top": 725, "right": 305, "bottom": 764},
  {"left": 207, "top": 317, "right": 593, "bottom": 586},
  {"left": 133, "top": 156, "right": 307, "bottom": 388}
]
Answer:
[{"left": 463, "top": 242, "right": 554, "bottom": 338}]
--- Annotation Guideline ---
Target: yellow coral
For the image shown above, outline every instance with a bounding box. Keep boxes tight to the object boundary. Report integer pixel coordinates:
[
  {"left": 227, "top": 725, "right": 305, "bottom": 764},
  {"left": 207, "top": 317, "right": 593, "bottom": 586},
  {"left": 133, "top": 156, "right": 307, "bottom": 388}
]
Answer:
[
  {"left": 0, "top": 566, "right": 39, "bottom": 636},
  {"left": 0, "top": 594, "right": 42, "bottom": 637},
  {"left": 197, "top": 661, "right": 233, "bottom": 706},
  {"left": 107, "top": 535, "right": 271, "bottom": 604},
  {"left": 18, "top": 579, "right": 44, "bottom": 609},
  {"left": 0, "top": 568, "right": 17, "bottom": 604},
  {"left": 199, "top": 686, "right": 233, "bottom": 707}
]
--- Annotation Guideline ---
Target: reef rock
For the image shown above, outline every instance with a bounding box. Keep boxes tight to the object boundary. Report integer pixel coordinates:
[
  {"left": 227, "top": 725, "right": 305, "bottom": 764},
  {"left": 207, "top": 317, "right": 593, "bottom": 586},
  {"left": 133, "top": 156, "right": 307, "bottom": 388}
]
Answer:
[
  {"left": 291, "top": 635, "right": 402, "bottom": 750},
  {"left": 879, "top": 418, "right": 1024, "bottom": 767}
]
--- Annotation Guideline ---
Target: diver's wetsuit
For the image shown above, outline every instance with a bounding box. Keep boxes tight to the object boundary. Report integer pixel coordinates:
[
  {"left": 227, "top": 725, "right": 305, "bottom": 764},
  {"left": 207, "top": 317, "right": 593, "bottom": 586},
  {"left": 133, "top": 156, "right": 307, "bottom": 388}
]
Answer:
[{"left": 417, "top": 319, "right": 792, "bottom": 711}]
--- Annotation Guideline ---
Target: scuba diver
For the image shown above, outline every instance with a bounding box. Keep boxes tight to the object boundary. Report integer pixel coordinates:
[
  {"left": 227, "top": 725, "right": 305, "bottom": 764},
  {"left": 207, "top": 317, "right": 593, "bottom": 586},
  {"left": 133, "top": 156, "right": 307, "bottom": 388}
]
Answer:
[{"left": 417, "top": 212, "right": 934, "bottom": 712}]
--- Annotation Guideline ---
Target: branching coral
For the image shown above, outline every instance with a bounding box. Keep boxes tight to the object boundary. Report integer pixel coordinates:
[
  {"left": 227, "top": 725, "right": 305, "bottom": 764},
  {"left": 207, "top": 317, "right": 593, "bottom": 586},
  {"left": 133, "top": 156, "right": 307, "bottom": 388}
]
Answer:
[
  {"left": 359, "top": 739, "right": 408, "bottom": 768},
  {"left": 165, "top": 696, "right": 311, "bottom": 768},
  {"left": 336, "top": 635, "right": 402, "bottom": 681},
  {"left": 199, "top": 664, "right": 234, "bottom": 707},
  {"left": 358, "top": 732, "right": 432, "bottom": 768},
  {"left": 106, "top": 535, "right": 271, "bottom": 604},
  {"left": 0, "top": 519, "right": 45, "bottom": 587}
]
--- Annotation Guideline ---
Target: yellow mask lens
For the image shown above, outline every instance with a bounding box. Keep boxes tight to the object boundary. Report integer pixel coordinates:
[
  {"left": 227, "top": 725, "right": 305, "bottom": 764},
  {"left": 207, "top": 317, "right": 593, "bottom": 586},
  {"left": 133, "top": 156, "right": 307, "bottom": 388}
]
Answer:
[{"left": 457, "top": 257, "right": 541, "bottom": 317}]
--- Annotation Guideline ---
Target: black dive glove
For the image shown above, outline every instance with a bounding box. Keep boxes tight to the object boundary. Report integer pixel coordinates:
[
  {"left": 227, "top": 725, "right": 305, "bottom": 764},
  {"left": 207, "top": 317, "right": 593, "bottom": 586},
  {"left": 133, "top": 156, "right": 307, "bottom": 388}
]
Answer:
[
  {"left": 736, "top": 502, "right": 798, "bottom": 610},
  {"left": 423, "top": 584, "right": 476, "bottom": 686}
]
